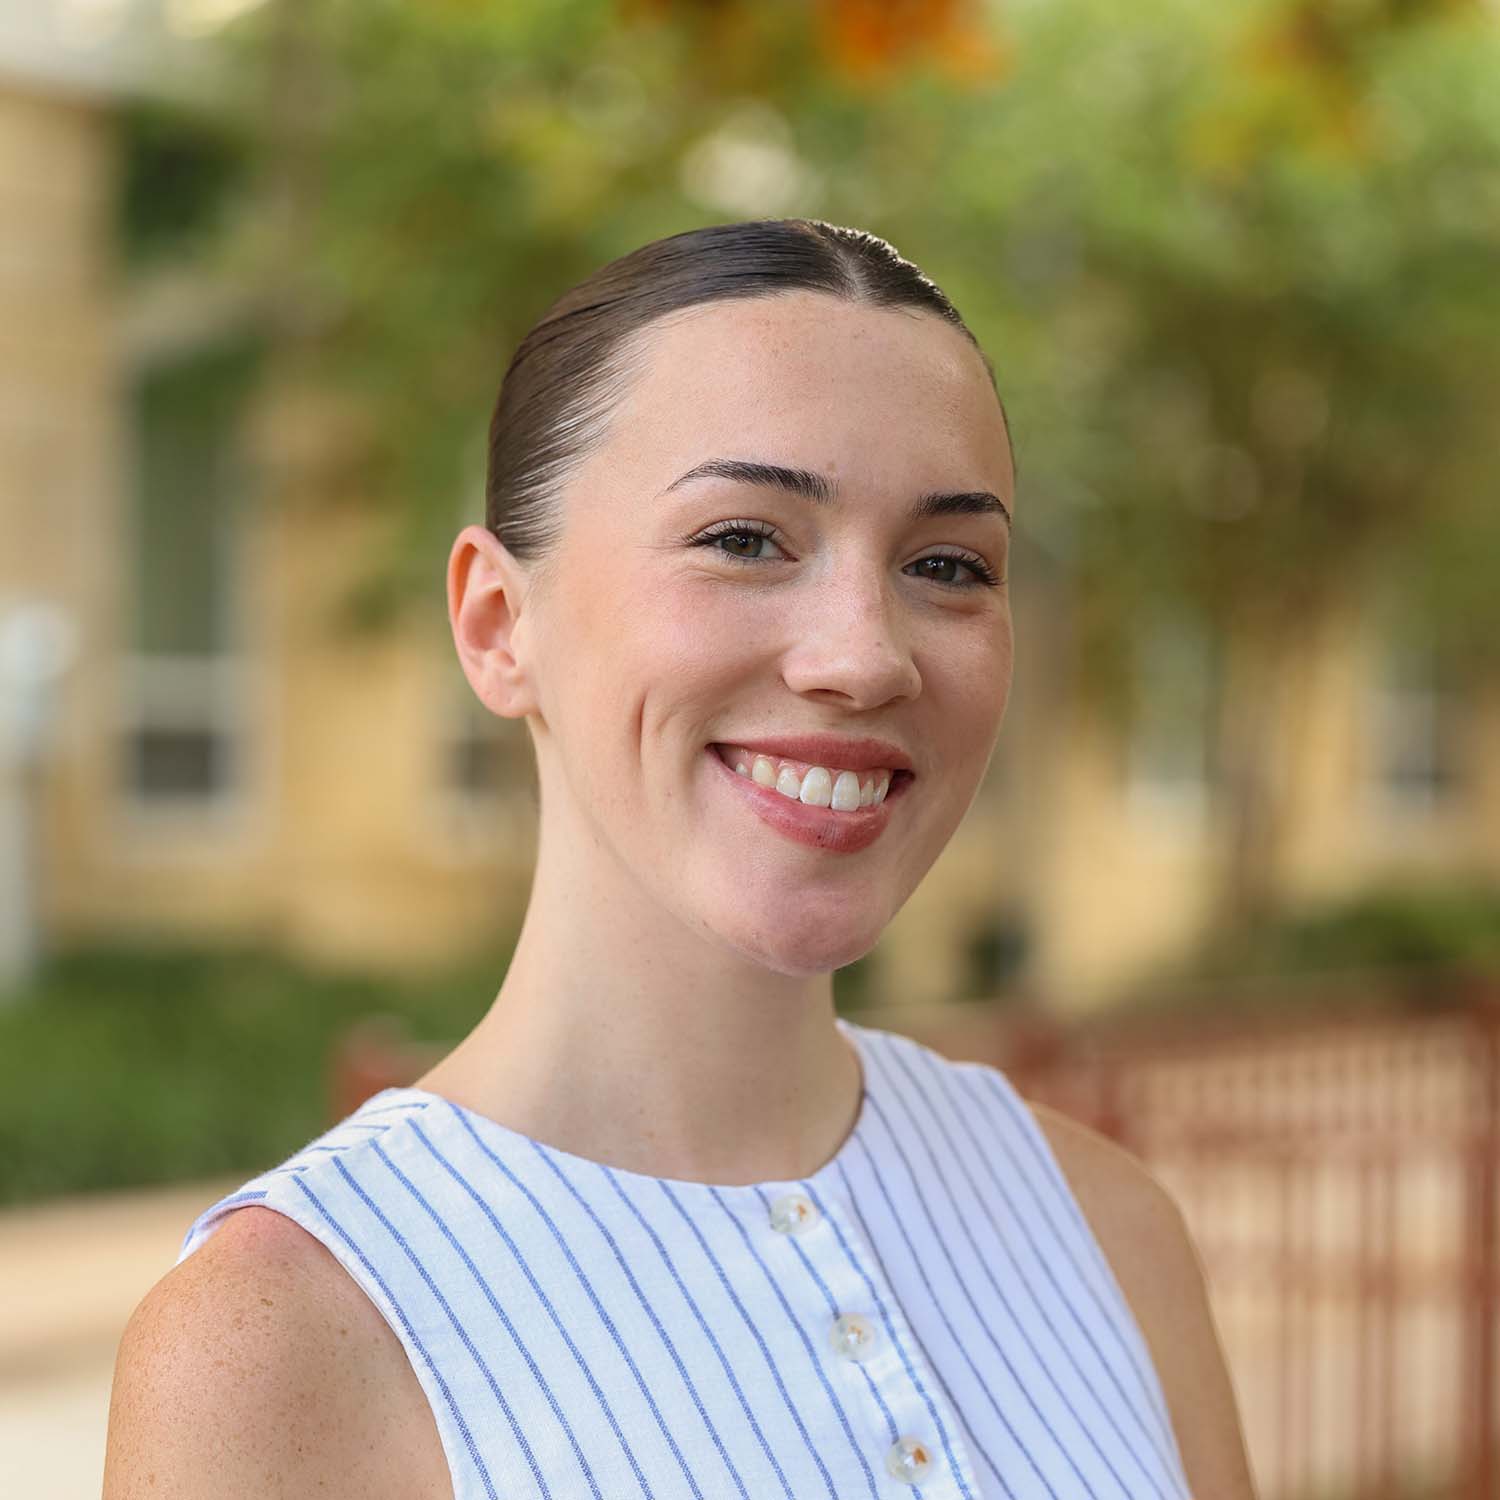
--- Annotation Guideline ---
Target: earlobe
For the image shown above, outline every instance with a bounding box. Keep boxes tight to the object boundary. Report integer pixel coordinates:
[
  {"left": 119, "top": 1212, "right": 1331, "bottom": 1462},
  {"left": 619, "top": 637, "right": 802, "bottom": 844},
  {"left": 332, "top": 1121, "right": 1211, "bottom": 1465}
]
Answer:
[{"left": 448, "top": 524, "right": 536, "bottom": 720}]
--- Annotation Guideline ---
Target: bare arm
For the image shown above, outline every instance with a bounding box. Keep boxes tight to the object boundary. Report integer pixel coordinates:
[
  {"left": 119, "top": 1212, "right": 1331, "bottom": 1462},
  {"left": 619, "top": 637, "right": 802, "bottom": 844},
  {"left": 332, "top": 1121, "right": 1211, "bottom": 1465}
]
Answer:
[
  {"left": 1030, "top": 1101, "right": 1259, "bottom": 1500},
  {"left": 103, "top": 1206, "right": 451, "bottom": 1499}
]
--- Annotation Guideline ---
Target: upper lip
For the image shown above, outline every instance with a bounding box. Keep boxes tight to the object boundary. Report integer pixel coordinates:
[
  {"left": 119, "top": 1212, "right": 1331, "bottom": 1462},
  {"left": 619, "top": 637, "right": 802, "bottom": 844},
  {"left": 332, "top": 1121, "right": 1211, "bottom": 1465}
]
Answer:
[{"left": 711, "top": 734, "right": 915, "bottom": 774}]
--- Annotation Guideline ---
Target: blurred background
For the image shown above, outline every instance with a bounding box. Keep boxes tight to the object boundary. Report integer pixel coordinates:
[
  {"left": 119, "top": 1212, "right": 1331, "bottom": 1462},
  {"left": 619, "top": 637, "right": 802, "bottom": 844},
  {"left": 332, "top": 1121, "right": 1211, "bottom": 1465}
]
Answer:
[{"left": 2, "top": 0, "right": 1499, "bottom": 1494}]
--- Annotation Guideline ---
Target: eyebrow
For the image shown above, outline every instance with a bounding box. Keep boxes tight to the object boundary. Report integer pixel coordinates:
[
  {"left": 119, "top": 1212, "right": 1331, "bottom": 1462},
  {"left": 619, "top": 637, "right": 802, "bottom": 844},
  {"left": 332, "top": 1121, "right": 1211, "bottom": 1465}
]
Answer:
[{"left": 659, "top": 458, "right": 1012, "bottom": 527}]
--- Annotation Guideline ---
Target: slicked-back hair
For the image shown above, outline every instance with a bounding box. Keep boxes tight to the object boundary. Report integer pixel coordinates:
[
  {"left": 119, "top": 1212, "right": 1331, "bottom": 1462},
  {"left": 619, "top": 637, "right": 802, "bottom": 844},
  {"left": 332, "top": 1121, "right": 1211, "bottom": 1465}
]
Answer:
[{"left": 484, "top": 218, "right": 1008, "bottom": 592}]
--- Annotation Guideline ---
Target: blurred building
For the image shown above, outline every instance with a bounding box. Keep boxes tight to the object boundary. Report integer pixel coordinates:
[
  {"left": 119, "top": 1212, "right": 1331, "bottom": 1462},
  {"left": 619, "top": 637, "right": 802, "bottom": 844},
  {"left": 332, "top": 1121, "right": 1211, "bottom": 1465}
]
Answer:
[{"left": 3, "top": 5, "right": 1497, "bottom": 1014}]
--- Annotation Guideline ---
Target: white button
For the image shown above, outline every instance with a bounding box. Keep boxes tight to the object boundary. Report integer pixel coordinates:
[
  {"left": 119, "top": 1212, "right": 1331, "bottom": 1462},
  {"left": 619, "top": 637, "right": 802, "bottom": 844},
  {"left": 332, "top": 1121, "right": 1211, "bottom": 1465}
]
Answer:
[
  {"left": 886, "top": 1436, "right": 934, "bottom": 1483},
  {"left": 768, "top": 1191, "right": 818, "bottom": 1234},
  {"left": 829, "top": 1311, "right": 878, "bottom": 1362}
]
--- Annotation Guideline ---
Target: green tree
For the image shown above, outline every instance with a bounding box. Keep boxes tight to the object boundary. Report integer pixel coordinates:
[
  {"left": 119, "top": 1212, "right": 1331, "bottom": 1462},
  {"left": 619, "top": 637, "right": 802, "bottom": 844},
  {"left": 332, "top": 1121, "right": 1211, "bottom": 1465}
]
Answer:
[{"left": 898, "top": 0, "right": 1500, "bottom": 932}]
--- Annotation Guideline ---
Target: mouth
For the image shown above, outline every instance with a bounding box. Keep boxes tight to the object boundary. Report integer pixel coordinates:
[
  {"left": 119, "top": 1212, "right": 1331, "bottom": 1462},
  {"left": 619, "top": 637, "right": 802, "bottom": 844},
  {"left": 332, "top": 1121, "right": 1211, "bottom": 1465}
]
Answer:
[{"left": 704, "top": 743, "right": 915, "bottom": 854}]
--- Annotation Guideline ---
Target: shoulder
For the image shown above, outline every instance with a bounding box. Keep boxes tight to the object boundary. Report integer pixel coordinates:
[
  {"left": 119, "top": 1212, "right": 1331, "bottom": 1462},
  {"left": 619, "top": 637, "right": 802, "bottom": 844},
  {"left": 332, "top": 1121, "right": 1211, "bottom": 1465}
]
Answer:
[
  {"left": 1025, "top": 1100, "right": 1259, "bottom": 1500},
  {"left": 104, "top": 1205, "right": 452, "bottom": 1499},
  {"left": 1025, "top": 1099, "right": 1183, "bottom": 1255}
]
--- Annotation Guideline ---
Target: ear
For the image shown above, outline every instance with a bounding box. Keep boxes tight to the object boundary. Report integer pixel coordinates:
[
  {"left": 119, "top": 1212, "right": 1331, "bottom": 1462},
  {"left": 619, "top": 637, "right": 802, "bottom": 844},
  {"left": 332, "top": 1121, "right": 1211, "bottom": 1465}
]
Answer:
[{"left": 448, "top": 524, "right": 539, "bottom": 720}]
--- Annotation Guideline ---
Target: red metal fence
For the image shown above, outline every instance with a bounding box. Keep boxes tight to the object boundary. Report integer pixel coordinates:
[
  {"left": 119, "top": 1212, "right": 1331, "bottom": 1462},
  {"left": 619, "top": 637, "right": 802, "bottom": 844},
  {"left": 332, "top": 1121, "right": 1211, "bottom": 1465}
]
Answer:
[
  {"left": 331, "top": 975, "right": 1500, "bottom": 1500},
  {"left": 901, "top": 977, "right": 1500, "bottom": 1500}
]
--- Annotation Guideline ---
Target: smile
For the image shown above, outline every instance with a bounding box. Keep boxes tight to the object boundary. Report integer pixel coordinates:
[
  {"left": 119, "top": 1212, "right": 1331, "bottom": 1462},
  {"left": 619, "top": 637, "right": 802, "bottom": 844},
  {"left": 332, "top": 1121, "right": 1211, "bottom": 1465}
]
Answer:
[
  {"left": 715, "top": 742, "right": 907, "bottom": 808},
  {"left": 706, "top": 744, "right": 914, "bottom": 854}
]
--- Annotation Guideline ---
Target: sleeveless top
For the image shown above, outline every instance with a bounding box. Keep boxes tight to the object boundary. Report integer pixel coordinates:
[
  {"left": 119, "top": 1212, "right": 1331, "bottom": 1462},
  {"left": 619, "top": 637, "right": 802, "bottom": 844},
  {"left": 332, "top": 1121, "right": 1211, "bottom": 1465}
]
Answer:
[{"left": 177, "top": 1016, "right": 1192, "bottom": 1500}]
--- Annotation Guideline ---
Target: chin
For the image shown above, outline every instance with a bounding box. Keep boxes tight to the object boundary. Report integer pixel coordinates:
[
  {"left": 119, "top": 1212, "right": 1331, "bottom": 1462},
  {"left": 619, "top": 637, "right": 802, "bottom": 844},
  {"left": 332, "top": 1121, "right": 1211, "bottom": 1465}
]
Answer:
[{"left": 717, "top": 907, "right": 886, "bottom": 980}]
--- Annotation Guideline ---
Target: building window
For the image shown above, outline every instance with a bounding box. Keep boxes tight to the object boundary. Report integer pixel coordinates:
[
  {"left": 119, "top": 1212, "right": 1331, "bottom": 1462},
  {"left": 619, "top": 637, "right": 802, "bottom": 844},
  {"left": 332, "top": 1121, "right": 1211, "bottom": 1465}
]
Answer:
[
  {"left": 1369, "top": 625, "right": 1465, "bottom": 819},
  {"left": 444, "top": 686, "right": 518, "bottom": 803},
  {"left": 963, "top": 910, "right": 1030, "bottom": 998},
  {"left": 419, "top": 668, "right": 535, "bottom": 865},
  {"left": 1124, "top": 609, "right": 1220, "bottom": 824},
  {"left": 121, "top": 336, "right": 258, "bottom": 808}
]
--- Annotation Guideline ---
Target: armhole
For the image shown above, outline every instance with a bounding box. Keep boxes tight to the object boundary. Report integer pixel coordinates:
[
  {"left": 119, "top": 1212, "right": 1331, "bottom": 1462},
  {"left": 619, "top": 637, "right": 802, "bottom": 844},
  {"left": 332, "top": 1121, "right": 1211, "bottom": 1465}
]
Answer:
[
  {"left": 177, "top": 1187, "right": 275, "bottom": 1264},
  {"left": 178, "top": 1192, "right": 463, "bottom": 1496},
  {"left": 966, "top": 1061, "right": 1186, "bottom": 1456}
]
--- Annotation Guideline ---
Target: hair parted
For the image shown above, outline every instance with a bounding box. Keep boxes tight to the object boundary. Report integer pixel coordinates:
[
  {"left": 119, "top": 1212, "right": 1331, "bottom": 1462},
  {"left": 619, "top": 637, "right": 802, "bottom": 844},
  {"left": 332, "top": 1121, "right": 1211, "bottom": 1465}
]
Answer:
[{"left": 484, "top": 218, "right": 1008, "bottom": 587}]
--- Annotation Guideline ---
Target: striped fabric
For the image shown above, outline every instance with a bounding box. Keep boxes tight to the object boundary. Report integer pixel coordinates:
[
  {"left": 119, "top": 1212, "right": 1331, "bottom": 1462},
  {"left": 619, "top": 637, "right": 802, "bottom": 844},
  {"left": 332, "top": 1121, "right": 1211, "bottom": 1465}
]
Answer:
[{"left": 178, "top": 1016, "right": 1191, "bottom": 1499}]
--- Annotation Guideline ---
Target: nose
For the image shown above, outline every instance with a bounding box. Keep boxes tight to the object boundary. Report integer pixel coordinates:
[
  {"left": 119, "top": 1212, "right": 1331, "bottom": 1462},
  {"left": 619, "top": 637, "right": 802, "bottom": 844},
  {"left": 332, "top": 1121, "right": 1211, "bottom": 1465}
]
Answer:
[{"left": 778, "top": 568, "right": 923, "bottom": 710}]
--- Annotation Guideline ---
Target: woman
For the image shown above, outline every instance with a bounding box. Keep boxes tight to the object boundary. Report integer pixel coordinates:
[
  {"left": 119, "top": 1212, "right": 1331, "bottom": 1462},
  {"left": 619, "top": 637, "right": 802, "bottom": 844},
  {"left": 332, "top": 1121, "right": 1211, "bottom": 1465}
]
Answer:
[{"left": 105, "top": 219, "right": 1255, "bottom": 1498}]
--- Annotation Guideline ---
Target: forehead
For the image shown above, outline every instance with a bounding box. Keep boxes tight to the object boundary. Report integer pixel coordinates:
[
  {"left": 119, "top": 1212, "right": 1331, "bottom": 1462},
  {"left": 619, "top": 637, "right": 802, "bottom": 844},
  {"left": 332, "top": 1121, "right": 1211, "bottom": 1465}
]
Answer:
[{"left": 583, "top": 290, "right": 1013, "bottom": 508}]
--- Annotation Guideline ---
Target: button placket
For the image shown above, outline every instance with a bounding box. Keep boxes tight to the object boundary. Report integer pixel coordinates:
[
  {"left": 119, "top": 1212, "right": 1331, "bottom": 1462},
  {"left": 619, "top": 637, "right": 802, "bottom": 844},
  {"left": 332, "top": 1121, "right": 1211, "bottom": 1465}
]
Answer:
[
  {"left": 829, "top": 1309, "right": 879, "bottom": 1362},
  {"left": 886, "top": 1434, "right": 935, "bottom": 1484},
  {"left": 787, "top": 1187, "right": 969, "bottom": 1496},
  {"left": 767, "top": 1189, "right": 819, "bottom": 1236}
]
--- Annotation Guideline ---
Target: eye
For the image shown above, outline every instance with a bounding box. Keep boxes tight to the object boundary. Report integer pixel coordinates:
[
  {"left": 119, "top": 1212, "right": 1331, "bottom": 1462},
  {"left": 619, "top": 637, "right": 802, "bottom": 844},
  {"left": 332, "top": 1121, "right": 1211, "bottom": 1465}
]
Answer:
[
  {"left": 685, "top": 520, "right": 1004, "bottom": 590},
  {"left": 909, "top": 550, "right": 1005, "bottom": 590},
  {"left": 689, "top": 519, "right": 786, "bottom": 564}
]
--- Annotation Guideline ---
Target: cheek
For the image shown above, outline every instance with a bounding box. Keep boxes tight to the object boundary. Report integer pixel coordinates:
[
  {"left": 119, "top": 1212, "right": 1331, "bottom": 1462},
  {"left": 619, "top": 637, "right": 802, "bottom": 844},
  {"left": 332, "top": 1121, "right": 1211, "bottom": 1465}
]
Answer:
[
  {"left": 558, "top": 572, "right": 750, "bottom": 764},
  {"left": 642, "top": 577, "right": 780, "bottom": 681},
  {"left": 931, "top": 610, "right": 1012, "bottom": 681},
  {"left": 924, "top": 623, "right": 1014, "bottom": 747},
  {"left": 984, "top": 625, "right": 1016, "bottom": 697}
]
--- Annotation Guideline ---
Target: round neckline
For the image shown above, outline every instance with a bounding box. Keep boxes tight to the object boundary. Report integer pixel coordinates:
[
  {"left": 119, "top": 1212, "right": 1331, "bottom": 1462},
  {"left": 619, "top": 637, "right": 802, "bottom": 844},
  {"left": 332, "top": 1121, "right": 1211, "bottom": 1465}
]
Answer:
[{"left": 370, "top": 1014, "right": 872, "bottom": 1199}]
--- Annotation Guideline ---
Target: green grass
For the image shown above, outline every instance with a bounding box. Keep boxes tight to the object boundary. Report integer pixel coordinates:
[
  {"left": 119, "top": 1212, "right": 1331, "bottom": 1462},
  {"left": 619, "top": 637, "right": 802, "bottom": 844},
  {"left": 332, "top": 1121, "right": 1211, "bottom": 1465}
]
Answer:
[{"left": 0, "top": 939, "right": 513, "bottom": 1208}]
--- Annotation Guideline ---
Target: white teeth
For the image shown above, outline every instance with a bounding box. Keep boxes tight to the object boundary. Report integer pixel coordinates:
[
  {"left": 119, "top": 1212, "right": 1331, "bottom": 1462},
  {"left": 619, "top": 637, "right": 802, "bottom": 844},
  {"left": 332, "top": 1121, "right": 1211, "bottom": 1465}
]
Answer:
[
  {"left": 799, "top": 766, "right": 833, "bottom": 807},
  {"left": 722, "top": 746, "right": 896, "bottom": 813},
  {"left": 831, "top": 770, "right": 862, "bottom": 811}
]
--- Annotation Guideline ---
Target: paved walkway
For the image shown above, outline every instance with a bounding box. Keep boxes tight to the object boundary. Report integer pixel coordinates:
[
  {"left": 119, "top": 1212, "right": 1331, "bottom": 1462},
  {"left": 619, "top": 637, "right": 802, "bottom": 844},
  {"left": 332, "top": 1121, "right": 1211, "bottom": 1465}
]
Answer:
[{"left": 0, "top": 1174, "right": 244, "bottom": 1497}]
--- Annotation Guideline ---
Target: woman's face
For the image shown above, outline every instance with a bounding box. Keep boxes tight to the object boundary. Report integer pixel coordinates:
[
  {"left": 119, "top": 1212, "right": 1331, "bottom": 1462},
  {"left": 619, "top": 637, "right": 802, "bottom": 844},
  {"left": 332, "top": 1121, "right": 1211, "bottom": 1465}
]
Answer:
[{"left": 491, "top": 289, "right": 1014, "bottom": 977}]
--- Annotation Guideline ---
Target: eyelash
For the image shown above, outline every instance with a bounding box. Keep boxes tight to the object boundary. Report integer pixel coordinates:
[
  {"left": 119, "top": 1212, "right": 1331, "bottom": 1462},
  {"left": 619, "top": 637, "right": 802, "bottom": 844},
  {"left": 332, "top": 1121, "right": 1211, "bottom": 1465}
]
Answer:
[{"left": 684, "top": 519, "right": 1005, "bottom": 590}]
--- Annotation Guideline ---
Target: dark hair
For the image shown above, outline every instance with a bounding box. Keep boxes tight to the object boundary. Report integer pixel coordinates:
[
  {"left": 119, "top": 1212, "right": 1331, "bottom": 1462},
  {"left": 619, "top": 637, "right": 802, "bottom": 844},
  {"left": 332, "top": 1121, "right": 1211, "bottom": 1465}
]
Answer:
[{"left": 485, "top": 218, "right": 1009, "bottom": 587}]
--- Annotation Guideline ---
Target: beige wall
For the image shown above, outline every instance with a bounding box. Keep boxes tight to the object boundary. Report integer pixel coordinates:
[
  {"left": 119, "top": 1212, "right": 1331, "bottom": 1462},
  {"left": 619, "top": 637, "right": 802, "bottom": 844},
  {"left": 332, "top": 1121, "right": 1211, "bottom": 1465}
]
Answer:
[
  {"left": 0, "top": 78, "right": 536, "bottom": 966},
  {"left": 55, "top": 377, "right": 538, "bottom": 966},
  {"left": 0, "top": 85, "right": 124, "bottom": 964}
]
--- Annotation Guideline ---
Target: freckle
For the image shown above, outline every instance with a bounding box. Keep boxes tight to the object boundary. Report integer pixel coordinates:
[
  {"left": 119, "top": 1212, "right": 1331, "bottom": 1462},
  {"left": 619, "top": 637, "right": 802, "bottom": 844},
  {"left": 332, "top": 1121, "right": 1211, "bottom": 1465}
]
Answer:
[{"left": 261, "top": 1297, "right": 274, "bottom": 1307}]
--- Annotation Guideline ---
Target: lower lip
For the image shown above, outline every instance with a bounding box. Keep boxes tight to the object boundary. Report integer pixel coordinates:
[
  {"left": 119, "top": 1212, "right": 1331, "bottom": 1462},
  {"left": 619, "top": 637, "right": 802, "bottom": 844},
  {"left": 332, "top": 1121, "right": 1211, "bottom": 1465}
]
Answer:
[{"left": 705, "top": 745, "right": 912, "bottom": 854}]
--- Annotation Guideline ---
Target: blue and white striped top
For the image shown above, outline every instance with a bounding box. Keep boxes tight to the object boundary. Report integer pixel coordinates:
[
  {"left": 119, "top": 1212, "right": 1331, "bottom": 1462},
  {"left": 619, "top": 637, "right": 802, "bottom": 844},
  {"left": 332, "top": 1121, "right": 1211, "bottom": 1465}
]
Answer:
[{"left": 177, "top": 1015, "right": 1191, "bottom": 1499}]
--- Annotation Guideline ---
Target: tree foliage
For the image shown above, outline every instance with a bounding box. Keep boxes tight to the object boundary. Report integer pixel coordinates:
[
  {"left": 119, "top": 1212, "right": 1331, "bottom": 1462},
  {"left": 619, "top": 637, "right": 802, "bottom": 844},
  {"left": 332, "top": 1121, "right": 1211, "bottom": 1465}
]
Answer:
[{"left": 182, "top": 0, "right": 1500, "bottom": 641}]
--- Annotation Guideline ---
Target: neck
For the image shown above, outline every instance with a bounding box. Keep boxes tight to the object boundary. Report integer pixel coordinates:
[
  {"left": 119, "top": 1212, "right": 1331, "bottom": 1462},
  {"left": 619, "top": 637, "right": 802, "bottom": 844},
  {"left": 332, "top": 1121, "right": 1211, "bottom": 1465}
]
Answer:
[{"left": 415, "top": 800, "right": 863, "bottom": 1185}]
